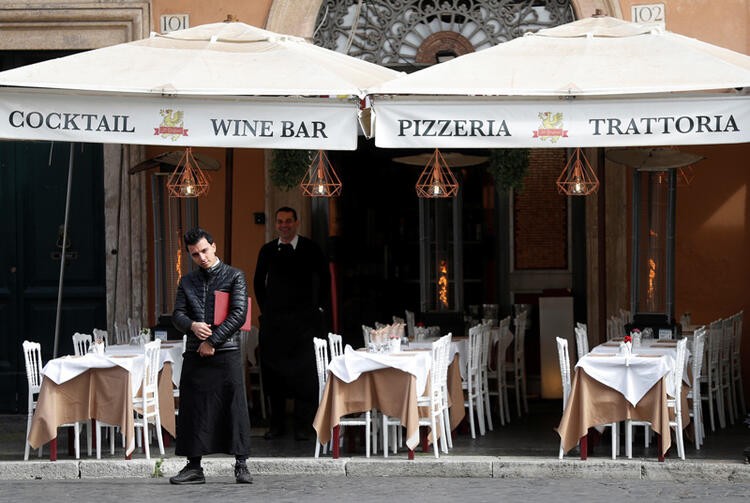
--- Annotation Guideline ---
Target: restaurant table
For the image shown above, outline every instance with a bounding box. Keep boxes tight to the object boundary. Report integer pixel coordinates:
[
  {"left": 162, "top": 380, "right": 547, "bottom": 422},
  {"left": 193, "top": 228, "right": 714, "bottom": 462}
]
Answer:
[
  {"left": 313, "top": 346, "right": 465, "bottom": 459},
  {"left": 556, "top": 341, "right": 690, "bottom": 461},
  {"left": 28, "top": 342, "right": 180, "bottom": 460}
]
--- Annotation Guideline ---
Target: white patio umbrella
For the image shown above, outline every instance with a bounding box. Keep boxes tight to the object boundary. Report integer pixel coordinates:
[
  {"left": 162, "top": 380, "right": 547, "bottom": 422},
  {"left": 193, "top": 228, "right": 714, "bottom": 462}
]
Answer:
[
  {"left": 368, "top": 16, "right": 750, "bottom": 148},
  {"left": 0, "top": 21, "right": 402, "bottom": 356},
  {"left": 0, "top": 21, "right": 402, "bottom": 150}
]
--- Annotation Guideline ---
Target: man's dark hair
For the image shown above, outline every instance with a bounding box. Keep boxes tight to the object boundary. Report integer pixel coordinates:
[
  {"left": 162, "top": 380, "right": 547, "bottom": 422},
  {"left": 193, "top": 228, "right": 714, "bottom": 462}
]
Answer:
[
  {"left": 276, "top": 206, "right": 297, "bottom": 221},
  {"left": 183, "top": 227, "right": 214, "bottom": 249}
]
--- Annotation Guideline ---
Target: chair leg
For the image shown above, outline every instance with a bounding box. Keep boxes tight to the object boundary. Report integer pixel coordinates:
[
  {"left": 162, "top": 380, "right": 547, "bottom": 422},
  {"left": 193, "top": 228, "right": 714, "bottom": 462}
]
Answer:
[
  {"left": 142, "top": 421, "right": 150, "bottom": 460},
  {"left": 625, "top": 420, "right": 633, "bottom": 459},
  {"left": 365, "top": 411, "right": 371, "bottom": 458},
  {"left": 24, "top": 413, "right": 32, "bottom": 461},
  {"left": 466, "top": 396, "right": 476, "bottom": 439},
  {"left": 382, "top": 415, "right": 389, "bottom": 458},
  {"left": 610, "top": 423, "right": 617, "bottom": 460}
]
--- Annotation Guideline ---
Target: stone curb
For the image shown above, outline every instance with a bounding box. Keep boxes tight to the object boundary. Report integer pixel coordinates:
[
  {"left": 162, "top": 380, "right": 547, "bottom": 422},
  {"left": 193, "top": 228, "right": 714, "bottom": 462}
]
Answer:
[{"left": 1, "top": 457, "right": 748, "bottom": 482}]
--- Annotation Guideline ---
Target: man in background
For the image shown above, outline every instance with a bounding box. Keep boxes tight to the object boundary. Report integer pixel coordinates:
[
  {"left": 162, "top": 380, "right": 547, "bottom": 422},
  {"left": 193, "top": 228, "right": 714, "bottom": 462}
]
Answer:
[{"left": 254, "top": 207, "right": 330, "bottom": 441}]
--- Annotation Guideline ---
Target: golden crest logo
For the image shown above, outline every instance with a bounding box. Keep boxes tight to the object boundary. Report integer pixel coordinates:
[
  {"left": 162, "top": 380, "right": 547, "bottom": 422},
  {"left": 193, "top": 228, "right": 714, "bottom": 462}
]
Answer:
[
  {"left": 533, "top": 112, "right": 568, "bottom": 143},
  {"left": 154, "top": 109, "right": 188, "bottom": 140}
]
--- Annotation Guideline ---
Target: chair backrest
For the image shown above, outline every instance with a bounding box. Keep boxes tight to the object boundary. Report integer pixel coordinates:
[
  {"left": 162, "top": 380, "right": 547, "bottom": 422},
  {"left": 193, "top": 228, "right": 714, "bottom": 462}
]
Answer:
[
  {"left": 313, "top": 337, "right": 329, "bottom": 400},
  {"left": 361, "top": 325, "right": 373, "bottom": 348},
  {"left": 22, "top": 340, "right": 43, "bottom": 395},
  {"left": 478, "top": 324, "right": 492, "bottom": 371},
  {"left": 114, "top": 321, "right": 128, "bottom": 345},
  {"left": 495, "top": 318, "right": 514, "bottom": 370},
  {"left": 138, "top": 340, "right": 162, "bottom": 417},
  {"left": 555, "top": 337, "right": 571, "bottom": 409},
  {"left": 127, "top": 317, "right": 139, "bottom": 340},
  {"left": 429, "top": 333, "right": 452, "bottom": 403},
  {"left": 574, "top": 325, "right": 589, "bottom": 361},
  {"left": 707, "top": 318, "right": 723, "bottom": 372},
  {"left": 392, "top": 315, "right": 405, "bottom": 325},
  {"left": 182, "top": 333, "right": 188, "bottom": 354},
  {"left": 467, "top": 324, "right": 482, "bottom": 383},
  {"left": 328, "top": 332, "right": 343, "bottom": 358},
  {"left": 92, "top": 328, "right": 109, "bottom": 348},
  {"left": 72, "top": 332, "right": 92, "bottom": 356},
  {"left": 405, "top": 310, "right": 416, "bottom": 340},
  {"left": 670, "top": 338, "right": 689, "bottom": 407},
  {"left": 690, "top": 327, "right": 706, "bottom": 388}
]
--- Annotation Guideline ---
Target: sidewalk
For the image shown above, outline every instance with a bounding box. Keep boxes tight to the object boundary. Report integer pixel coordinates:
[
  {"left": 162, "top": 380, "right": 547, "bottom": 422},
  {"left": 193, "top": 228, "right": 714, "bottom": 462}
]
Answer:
[{"left": 2, "top": 400, "right": 749, "bottom": 481}]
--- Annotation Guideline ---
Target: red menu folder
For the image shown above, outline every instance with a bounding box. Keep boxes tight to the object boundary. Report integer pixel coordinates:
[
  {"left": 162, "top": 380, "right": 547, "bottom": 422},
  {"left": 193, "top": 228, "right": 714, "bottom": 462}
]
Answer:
[{"left": 213, "top": 291, "right": 252, "bottom": 331}]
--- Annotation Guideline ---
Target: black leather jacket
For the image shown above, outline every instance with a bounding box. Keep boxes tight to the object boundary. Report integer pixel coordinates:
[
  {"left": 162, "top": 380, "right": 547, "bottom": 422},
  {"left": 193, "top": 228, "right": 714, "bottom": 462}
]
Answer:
[{"left": 172, "top": 261, "right": 248, "bottom": 352}]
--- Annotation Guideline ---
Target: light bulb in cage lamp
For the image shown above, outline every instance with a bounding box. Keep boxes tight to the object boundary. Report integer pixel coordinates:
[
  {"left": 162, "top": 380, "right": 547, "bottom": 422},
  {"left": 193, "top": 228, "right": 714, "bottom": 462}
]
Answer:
[
  {"left": 556, "top": 148, "right": 599, "bottom": 196},
  {"left": 300, "top": 150, "right": 341, "bottom": 197},
  {"left": 416, "top": 149, "right": 458, "bottom": 198},
  {"left": 166, "top": 147, "right": 211, "bottom": 198}
]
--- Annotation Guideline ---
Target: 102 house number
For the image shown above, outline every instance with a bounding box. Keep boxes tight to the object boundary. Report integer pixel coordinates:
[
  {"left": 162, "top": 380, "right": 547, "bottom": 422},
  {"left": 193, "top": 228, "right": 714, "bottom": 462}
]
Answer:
[{"left": 632, "top": 4, "right": 665, "bottom": 24}]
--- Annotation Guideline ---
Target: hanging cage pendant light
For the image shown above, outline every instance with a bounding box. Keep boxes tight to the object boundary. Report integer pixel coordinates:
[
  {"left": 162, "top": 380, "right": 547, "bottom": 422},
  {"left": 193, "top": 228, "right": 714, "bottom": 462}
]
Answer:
[
  {"left": 556, "top": 147, "right": 599, "bottom": 196},
  {"left": 166, "top": 147, "right": 211, "bottom": 198},
  {"left": 300, "top": 150, "right": 342, "bottom": 197},
  {"left": 415, "top": 148, "right": 459, "bottom": 198}
]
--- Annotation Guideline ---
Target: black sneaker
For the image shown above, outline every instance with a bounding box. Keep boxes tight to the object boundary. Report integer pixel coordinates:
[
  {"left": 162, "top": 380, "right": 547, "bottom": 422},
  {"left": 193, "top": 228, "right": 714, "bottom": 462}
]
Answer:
[
  {"left": 234, "top": 463, "right": 253, "bottom": 484},
  {"left": 169, "top": 465, "right": 205, "bottom": 485}
]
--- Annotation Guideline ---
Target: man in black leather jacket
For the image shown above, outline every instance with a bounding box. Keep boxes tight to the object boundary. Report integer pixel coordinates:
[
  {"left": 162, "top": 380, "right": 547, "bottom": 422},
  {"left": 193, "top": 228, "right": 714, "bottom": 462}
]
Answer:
[{"left": 169, "top": 227, "right": 252, "bottom": 485}]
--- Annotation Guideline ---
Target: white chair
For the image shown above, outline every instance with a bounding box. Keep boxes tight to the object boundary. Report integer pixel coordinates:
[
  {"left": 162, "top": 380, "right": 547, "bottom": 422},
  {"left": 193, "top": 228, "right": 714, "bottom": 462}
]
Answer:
[
  {"left": 556, "top": 337, "right": 572, "bottom": 459},
  {"left": 113, "top": 321, "right": 128, "bottom": 345},
  {"left": 96, "top": 340, "right": 165, "bottom": 459},
  {"left": 361, "top": 325, "right": 373, "bottom": 348},
  {"left": 328, "top": 332, "right": 343, "bottom": 358},
  {"left": 730, "top": 311, "right": 746, "bottom": 418},
  {"left": 133, "top": 340, "right": 165, "bottom": 459},
  {"left": 462, "top": 324, "right": 485, "bottom": 438},
  {"left": 72, "top": 332, "right": 92, "bottom": 356},
  {"left": 667, "top": 338, "right": 689, "bottom": 460},
  {"left": 477, "top": 324, "right": 494, "bottom": 432},
  {"left": 702, "top": 319, "right": 726, "bottom": 431},
  {"left": 313, "top": 337, "right": 371, "bottom": 458},
  {"left": 574, "top": 325, "right": 589, "bottom": 361},
  {"left": 505, "top": 311, "right": 528, "bottom": 417},
  {"left": 720, "top": 317, "right": 735, "bottom": 426},
  {"left": 23, "top": 340, "right": 82, "bottom": 460},
  {"left": 417, "top": 334, "right": 453, "bottom": 458},
  {"left": 626, "top": 338, "right": 688, "bottom": 460},
  {"left": 127, "top": 317, "right": 140, "bottom": 344},
  {"left": 557, "top": 337, "right": 617, "bottom": 459},
  {"left": 687, "top": 327, "right": 707, "bottom": 449},
  {"left": 92, "top": 328, "right": 109, "bottom": 348}
]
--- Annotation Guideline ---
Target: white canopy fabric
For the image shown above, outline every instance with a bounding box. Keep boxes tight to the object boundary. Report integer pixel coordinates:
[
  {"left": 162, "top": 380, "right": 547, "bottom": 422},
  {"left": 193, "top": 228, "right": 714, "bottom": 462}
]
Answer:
[
  {"left": 0, "top": 22, "right": 402, "bottom": 150},
  {"left": 369, "top": 16, "right": 750, "bottom": 148}
]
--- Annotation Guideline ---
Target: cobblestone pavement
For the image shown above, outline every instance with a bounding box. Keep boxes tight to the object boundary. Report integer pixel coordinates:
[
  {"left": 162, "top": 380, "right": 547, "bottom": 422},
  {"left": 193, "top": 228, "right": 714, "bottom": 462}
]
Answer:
[{"left": 1, "top": 476, "right": 749, "bottom": 503}]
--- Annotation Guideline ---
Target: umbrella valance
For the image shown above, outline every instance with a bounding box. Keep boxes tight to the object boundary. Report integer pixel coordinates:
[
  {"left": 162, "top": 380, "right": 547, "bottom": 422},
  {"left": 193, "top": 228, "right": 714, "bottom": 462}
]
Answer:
[{"left": 0, "top": 22, "right": 402, "bottom": 150}]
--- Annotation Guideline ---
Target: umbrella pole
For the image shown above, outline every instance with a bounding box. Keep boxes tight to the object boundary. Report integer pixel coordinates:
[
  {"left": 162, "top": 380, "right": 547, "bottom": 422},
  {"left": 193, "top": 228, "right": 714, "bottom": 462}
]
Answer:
[{"left": 53, "top": 143, "right": 75, "bottom": 358}]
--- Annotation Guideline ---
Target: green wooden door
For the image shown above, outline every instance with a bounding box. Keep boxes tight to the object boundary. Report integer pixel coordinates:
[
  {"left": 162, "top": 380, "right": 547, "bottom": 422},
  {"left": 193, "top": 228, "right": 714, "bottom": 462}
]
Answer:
[{"left": 0, "top": 141, "right": 106, "bottom": 412}]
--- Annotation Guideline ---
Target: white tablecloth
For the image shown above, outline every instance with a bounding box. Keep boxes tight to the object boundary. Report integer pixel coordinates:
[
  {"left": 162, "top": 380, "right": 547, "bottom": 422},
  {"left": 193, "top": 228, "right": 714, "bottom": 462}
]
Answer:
[
  {"left": 42, "top": 342, "right": 184, "bottom": 394},
  {"left": 42, "top": 353, "right": 146, "bottom": 396},
  {"left": 576, "top": 338, "right": 692, "bottom": 406},
  {"left": 328, "top": 345, "right": 432, "bottom": 396}
]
